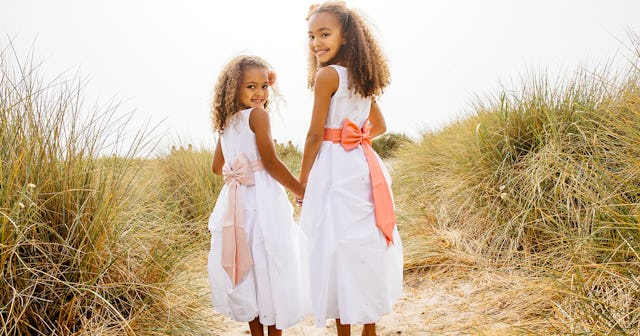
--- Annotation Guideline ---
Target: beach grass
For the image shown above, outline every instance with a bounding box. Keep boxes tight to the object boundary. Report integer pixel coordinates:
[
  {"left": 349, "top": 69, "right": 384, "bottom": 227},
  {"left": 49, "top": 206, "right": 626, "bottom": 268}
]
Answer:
[
  {"left": 0, "top": 44, "right": 215, "bottom": 335},
  {"left": 394, "top": 33, "right": 640, "bottom": 333}
]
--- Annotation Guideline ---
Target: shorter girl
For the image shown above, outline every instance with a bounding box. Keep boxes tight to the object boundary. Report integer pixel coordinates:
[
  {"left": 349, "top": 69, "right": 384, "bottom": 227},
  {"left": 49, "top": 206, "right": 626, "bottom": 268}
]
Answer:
[{"left": 207, "top": 55, "right": 309, "bottom": 336}]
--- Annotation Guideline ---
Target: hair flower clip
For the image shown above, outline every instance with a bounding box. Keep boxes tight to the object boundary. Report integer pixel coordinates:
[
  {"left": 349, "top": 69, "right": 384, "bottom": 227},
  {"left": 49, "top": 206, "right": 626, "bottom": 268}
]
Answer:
[{"left": 267, "top": 70, "right": 277, "bottom": 86}]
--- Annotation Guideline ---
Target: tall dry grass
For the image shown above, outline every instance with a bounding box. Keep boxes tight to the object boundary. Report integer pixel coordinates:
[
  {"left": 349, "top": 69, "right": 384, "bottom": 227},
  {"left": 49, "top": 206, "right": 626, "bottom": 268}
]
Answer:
[
  {"left": 372, "top": 132, "right": 413, "bottom": 159},
  {"left": 395, "top": 35, "right": 640, "bottom": 334},
  {"left": 158, "top": 137, "right": 303, "bottom": 245},
  {"left": 158, "top": 144, "right": 224, "bottom": 244},
  {"left": 0, "top": 46, "right": 212, "bottom": 335}
]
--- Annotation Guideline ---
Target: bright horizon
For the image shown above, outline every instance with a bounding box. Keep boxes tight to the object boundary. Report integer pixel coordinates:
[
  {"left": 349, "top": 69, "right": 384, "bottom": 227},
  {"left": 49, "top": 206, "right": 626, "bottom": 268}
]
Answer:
[{"left": 2, "top": 0, "right": 639, "bottom": 153}]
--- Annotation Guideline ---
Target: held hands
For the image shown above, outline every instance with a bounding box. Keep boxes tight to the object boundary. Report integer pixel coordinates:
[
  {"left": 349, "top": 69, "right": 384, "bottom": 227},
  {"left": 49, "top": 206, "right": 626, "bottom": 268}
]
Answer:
[{"left": 295, "top": 181, "right": 307, "bottom": 206}]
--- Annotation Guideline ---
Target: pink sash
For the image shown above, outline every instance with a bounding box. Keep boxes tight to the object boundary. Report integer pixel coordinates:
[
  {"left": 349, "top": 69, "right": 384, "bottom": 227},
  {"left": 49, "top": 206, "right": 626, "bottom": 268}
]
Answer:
[
  {"left": 221, "top": 153, "right": 264, "bottom": 287},
  {"left": 324, "top": 119, "right": 396, "bottom": 245}
]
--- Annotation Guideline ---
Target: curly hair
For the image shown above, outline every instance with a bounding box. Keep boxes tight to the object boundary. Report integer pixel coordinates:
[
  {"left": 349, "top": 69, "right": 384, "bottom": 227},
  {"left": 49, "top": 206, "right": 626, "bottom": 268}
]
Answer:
[
  {"left": 306, "top": 1, "right": 390, "bottom": 98},
  {"left": 211, "top": 55, "right": 276, "bottom": 131}
]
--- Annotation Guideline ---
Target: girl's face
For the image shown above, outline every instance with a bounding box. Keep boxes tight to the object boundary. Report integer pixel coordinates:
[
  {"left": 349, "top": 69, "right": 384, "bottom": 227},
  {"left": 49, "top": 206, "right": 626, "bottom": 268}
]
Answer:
[
  {"left": 238, "top": 66, "right": 269, "bottom": 109},
  {"left": 308, "top": 11, "right": 345, "bottom": 66}
]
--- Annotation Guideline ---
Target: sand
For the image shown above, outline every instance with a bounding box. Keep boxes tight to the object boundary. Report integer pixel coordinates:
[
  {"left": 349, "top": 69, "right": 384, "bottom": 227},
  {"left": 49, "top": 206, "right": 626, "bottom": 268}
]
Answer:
[{"left": 203, "top": 268, "right": 551, "bottom": 335}]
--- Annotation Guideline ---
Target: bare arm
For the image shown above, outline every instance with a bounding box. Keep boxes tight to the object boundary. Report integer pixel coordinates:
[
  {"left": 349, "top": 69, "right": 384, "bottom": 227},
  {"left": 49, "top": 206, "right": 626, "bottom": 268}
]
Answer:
[
  {"left": 368, "top": 98, "right": 387, "bottom": 138},
  {"left": 250, "top": 107, "right": 305, "bottom": 198},
  {"left": 299, "top": 67, "right": 339, "bottom": 184},
  {"left": 212, "top": 137, "right": 225, "bottom": 175}
]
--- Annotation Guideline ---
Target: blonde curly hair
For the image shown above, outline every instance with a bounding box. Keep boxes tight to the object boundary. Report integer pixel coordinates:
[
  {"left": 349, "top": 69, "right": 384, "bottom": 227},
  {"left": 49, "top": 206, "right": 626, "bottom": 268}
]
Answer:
[
  {"left": 211, "top": 55, "right": 277, "bottom": 131},
  {"left": 306, "top": 1, "right": 390, "bottom": 98}
]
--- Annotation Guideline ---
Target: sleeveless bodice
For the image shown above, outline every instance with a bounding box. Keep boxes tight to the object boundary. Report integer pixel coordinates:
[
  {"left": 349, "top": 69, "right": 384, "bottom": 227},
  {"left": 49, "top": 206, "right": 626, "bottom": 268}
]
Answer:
[
  {"left": 324, "top": 65, "right": 372, "bottom": 129},
  {"left": 220, "top": 108, "right": 260, "bottom": 163}
]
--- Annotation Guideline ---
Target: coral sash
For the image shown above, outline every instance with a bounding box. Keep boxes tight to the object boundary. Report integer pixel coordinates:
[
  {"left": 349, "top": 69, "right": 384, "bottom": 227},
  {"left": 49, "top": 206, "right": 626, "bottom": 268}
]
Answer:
[
  {"left": 324, "top": 119, "right": 396, "bottom": 245},
  {"left": 221, "top": 153, "right": 264, "bottom": 287}
]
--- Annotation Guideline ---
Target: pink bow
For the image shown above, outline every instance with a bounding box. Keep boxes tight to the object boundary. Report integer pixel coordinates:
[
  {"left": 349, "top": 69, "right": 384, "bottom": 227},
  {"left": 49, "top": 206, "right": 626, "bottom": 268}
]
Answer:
[
  {"left": 324, "top": 119, "right": 396, "bottom": 245},
  {"left": 221, "top": 153, "right": 260, "bottom": 287}
]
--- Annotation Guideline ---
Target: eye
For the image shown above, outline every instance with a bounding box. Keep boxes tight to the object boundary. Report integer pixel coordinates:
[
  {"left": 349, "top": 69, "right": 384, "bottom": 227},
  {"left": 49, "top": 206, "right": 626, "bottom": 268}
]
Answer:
[
  {"left": 247, "top": 84, "right": 255, "bottom": 89},
  {"left": 308, "top": 34, "right": 315, "bottom": 40},
  {"left": 262, "top": 84, "right": 269, "bottom": 89},
  {"left": 321, "top": 33, "right": 329, "bottom": 37}
]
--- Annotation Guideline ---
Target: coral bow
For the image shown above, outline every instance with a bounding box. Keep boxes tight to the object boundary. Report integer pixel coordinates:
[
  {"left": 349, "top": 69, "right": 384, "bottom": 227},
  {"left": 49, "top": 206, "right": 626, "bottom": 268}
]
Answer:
[
  {"left": 221, "top": 153, "right": 259, "bottom": 287},
  {"left": 325, "top": 119, "right": 396, "bottom": 245},
  {"left": 340, "top": 119, "right": 373, "bottom": 150}
]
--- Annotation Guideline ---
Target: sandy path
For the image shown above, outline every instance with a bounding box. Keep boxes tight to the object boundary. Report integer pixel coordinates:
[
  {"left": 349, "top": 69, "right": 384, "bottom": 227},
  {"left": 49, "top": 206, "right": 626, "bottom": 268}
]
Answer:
[{"left": 204, "top": 269, "right": 547, "bottom": 336}]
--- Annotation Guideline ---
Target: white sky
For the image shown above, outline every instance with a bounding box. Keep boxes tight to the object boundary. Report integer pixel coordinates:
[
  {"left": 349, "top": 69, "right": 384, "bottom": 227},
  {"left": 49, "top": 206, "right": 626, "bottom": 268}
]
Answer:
[{"left": 2, "top": 0, "right": 639, "bottom": 151}]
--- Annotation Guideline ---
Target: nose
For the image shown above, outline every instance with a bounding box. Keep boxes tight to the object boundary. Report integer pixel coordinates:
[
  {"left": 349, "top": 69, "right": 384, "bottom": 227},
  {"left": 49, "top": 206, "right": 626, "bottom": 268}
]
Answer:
[{"left": 311, "top": 38, "right": 321, "bottom": 50}]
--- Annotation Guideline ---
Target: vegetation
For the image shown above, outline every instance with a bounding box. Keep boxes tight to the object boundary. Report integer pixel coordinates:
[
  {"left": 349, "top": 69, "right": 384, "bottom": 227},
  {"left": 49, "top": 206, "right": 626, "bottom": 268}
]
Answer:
[
  {"left": 0, "top": 46, "right": 212, "bottom": 335},
  {"left": 372, "top": 132, "right": 413, "bottom": 159},
  {"left": 394, "top": 34, "right": 640, "bottom": 333},
  {"left": 4, "top": 32, "right": 640, "bottom": 335},
  {"left": 158, "top": 144, "right": 224, "bottom": 243}
]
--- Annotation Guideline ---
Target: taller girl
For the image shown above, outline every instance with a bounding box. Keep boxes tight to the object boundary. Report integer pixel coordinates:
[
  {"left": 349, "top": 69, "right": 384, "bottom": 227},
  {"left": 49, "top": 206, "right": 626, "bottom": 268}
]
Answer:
[{"left": 299, "top": 2, "right": 403, "bottom": 335}]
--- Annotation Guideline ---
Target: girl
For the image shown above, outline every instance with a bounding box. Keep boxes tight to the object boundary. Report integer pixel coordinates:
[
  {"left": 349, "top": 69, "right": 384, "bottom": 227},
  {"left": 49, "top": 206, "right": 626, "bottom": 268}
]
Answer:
[
  {"left": 299, "top": 2, "right": 404, "bottom": 336},
  {"left": 207, "top": 55, "right": 309, "bottom": 336}
]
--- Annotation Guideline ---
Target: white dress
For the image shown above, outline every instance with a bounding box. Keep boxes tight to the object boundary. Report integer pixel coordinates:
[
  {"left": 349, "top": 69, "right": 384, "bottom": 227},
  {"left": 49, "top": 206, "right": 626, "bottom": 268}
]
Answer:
[
  {"left": 299, "top": 65, "right": 403, "bottom": 327},
  {"left": 207, "top": 108, "right": 310, "bottom": 329}
]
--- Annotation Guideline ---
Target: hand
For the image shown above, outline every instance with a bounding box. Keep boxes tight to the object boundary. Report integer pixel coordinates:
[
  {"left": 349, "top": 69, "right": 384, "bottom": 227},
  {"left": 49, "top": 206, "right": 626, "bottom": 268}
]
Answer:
[{"left": 295, "top": 181, "right": 307, "bottom": 206}]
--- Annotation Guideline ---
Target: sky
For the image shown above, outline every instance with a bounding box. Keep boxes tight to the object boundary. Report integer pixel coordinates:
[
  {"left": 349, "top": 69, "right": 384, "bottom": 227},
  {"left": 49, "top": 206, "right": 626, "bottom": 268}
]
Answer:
[{"left": 1, "top": 0, "right": 639, "bottom": 152}]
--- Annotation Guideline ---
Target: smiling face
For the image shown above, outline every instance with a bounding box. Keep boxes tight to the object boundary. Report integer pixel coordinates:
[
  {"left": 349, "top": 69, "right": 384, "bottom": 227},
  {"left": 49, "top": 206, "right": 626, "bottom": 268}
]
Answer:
[
  {"left": 238, "top": 66, "right": 270, "bottom": 109},
  {"left": 308, "top": 11, "right": 345, "bottom": 66}
]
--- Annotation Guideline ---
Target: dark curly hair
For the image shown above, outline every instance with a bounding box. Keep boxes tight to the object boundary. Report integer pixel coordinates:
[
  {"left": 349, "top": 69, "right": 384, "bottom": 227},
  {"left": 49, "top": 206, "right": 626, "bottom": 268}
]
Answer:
[
  {"left": 211, "top": 55, "right": 277, "bottom": 131},
  {"left": 306, "top": 1, "right": 390, "bottom": 98}
]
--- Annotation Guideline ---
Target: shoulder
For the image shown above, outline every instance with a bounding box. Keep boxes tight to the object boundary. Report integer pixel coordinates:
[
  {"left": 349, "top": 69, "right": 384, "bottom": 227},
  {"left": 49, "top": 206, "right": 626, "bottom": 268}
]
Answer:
[
  {"left": 249, "top": 107, "right": 269, "bottom": 121},
  {"left": 316, "top": 66, "right": 339, "bottom": 81},
  {"left": 314, "top": 66, "right": 339, "bottom": 92},
  {"left": 248, "top": 107, "right": 270, "bottom": 132}
]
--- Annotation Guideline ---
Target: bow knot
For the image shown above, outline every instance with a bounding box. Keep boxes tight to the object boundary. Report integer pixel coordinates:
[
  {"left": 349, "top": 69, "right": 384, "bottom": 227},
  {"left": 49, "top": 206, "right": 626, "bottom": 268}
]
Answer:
[
  {"left": 222, "top": 154, "right": 256, "bottom": 187},
  {"left": 340, "top": 119, "right": 372, "bottom": 151},
  {"left": 220, "top": 153, "right": 263, "bottom": 287}
]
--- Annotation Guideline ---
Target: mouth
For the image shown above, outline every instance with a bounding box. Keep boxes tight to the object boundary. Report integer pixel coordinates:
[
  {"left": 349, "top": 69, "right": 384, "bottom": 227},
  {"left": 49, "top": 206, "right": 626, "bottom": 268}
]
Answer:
[
  {"left": 251, "top": 98, "right": 264, "bottom": 105},
  {"left": 315, "top": 48, "right": 329, "bottom": 58}
]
